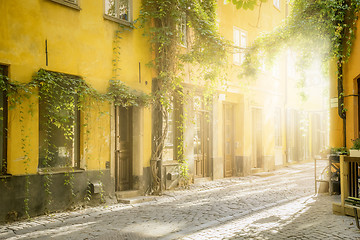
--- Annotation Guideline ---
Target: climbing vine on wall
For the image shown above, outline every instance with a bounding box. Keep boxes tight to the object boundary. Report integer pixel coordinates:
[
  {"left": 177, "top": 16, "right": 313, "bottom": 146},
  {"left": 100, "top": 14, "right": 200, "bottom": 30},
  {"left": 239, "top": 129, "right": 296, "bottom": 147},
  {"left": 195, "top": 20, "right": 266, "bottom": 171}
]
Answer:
[
  {"left": 241, "top": 0, "right": 360, "bottom": 103},
  {"left": 137, "top": 0, "right": 228, "bottom": 193},
  {"left": 0, "top": 69, "right": 151, "bottom": 217},
  {"left": 240, "top": 0, "right": 360, "bottom": 146}
]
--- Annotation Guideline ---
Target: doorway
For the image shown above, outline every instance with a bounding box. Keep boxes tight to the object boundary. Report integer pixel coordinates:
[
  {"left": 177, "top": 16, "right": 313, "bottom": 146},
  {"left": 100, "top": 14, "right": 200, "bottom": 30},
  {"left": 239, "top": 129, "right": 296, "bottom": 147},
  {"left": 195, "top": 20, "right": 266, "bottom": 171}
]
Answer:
[
  {"left": 252, "top": 108, "right": 263, "bottom": 168},
  {"left": 115, "top": 106, "right": 133, "bottom": 191},
  {"left": 224, "top": 104, "right": 234, "bottom": 177},
  {"left": 194, "top": 111, "right": 210, "bottom": 178}
]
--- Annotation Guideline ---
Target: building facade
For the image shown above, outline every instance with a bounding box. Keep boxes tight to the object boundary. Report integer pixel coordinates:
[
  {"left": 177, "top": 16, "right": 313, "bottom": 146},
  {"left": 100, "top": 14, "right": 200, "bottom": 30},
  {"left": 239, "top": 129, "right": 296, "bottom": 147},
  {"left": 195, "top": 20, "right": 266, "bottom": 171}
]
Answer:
[
  {"left": 330, "top": 19, "right": 360, "bottom": 148},
  {"left": 0, "top": 0, "right": 153, "bottom": 221},
  {"left": 0, "top": 0, "right": 328, "bottom": 221}
]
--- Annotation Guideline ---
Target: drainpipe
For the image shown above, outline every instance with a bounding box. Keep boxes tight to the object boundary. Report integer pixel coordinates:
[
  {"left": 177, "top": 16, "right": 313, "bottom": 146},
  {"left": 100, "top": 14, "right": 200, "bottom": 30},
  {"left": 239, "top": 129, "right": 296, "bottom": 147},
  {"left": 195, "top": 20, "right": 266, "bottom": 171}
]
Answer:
[{"left": 337, "top": 59, "right": 346, "bottom": 147}]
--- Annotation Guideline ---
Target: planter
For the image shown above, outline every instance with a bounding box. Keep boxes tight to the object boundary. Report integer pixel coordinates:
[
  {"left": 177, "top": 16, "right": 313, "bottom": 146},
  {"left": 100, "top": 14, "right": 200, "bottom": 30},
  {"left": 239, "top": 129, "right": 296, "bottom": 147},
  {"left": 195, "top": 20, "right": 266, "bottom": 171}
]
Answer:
[{"left": 350, "top": 149, "right": 360, "bottom": 157}]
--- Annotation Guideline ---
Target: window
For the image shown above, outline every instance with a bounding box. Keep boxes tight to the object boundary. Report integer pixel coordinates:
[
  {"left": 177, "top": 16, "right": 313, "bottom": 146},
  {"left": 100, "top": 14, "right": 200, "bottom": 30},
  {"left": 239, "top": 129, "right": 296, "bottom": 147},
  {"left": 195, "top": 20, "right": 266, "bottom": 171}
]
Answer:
[
  {"left": 273, "top": 0, "right": 280, "bottom": 9},
  {"left": 275, "top": 108, "right": 282, "bottom": 147},
  {"left": 272, "top": 61, "right": 280, "bottom": 79},
  {"left": 233, "top": 28, "right": 247, "bottom": 65},
  {"left": 38, "top": 71, "right": 80, "bottom": 169},
  {"left": 0, "top": 65, "right": 8, "bottom": 175},
  {"left": 179, "top": 13, "right": 187, "bottom": 47},
  {"left": 287, "top": 49, "right": 296, "bottom": 78},
  {"left": 104, "top": 0, "right": 132, "bottom": 23},
  {"left": 163, "top": 102, "right": 175, "bottom": 161},
  {"left": 48, "top": 0, "right": 80, "bottom": 10}
]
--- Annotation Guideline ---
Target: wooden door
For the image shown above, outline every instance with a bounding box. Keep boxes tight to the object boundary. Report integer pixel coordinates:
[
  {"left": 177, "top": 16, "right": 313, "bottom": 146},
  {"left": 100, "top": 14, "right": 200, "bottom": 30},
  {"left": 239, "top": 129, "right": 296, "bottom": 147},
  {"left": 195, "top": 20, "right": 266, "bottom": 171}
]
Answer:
[
  {"left": 115, "top": 106, "right": 132, "bottom": 191},
  {"left": 252, "top": 108, "right": 263, "bottom": 168},
  {"left": 224, "top": 104, "right": 234, "bottom": 177},
  {"left": 194, "top": 111, "right": 209, "bottom": 178}
]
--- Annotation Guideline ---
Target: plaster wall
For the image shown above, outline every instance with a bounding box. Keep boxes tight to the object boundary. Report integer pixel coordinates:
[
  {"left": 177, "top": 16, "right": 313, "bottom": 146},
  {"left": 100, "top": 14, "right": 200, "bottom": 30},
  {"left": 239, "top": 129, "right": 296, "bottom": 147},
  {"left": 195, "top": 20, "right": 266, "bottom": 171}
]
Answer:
[{"left": 0, "top": 0, "right": 153, "bottom": 176}]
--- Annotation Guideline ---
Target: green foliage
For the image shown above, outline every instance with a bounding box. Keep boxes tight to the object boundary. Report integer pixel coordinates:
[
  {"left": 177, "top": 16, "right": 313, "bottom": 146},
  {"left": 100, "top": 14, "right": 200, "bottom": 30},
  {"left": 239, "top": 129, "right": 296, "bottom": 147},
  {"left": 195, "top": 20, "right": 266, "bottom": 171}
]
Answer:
[
  {"left": 107, "top": 80, "right": 152, "bottom": 107},
  {"left": 231, "top": 0, "right": 267, "bottom": 10},
  {"left": 351, "top": 138, "right": 360, "bottom": 150},
  {"left": 330, "top": 146, "right": 348, "bottom": 155},
  {"left": 0, "top": 68, "right": 151, "bottom": 215},
  {"left": 241, "top": 0, "right": 360, "bottom": 114},
  {"left": 242, "top": 0, "right": 360, "bottom": 73},
  {"left": 138, "top": 0, "right": 228, "bottom": 191}
]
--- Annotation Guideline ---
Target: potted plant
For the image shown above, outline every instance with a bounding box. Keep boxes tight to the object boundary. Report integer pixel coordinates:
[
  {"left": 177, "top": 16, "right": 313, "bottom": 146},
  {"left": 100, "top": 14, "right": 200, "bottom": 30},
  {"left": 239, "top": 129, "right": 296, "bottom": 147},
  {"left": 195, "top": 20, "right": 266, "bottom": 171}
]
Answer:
[
  {"left": 350, "top": 138, "right": 360, "bottom": 157},
  {"left": 319, "top": 147, "right": 330, "bottom": 158},
  {"left": 330, "top": 147, "right": 348, "bottom": 158}
]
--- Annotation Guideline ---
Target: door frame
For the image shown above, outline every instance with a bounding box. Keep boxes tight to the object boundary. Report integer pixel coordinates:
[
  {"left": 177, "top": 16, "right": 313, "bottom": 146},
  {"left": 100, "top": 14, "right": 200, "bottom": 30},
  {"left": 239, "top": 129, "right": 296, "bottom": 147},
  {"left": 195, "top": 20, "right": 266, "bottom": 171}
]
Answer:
[
  {"left": 114, "top": 106, "right": 133, "bottom": 191},
  {"left": 223, "top": 103, "right": 234, "bottom": 178},
  {"left": 194, "top": 109, "right": 210, "bottom": 178},
  {"left": 251, "top": 107, "right": 263, "bottom": 169}
]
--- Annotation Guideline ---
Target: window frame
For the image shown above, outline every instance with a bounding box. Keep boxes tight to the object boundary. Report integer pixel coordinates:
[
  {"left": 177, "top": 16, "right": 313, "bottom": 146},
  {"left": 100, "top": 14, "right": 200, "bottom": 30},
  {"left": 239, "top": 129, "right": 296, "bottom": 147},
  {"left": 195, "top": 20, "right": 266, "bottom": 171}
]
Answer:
[
  {"left": 163, "top": 101, "right": 175, "bottom": 161},
  {"left": 38, "top": 71, "right": 81, "bottom": 171},
  {"left": 0, "top": 65, "right": 8, "bottom": 175},
  {"left": 104, "top": 0, "right": 133, "bottom": 27},
  {"left": 233, "top": 27, "right": 247, "bottom": 65},
  {"left": 274, "top": 107, "right": 282, "bottom": 147},
  {"left": 179, "top": 13, "right": 187, "bottom": 47},
  {"left": 47, "top": 0, "right": 81, "bottom": 10},
  {"left": 273, "top": 0, "right": 280, "bottom": 10}
]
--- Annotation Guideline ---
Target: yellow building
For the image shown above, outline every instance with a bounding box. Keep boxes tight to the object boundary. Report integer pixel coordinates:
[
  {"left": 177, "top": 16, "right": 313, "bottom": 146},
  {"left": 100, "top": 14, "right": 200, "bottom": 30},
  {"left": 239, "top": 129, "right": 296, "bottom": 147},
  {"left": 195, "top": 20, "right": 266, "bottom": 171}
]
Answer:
[
  {"left": 0, "top": 0, "right": 153, "bottom": 221},
  {"left": 162, "top": 0, "right": 300, "bottom": 187},
  {"left": 0, "top": 0, "right": 328, "bottom": 221},
  {"left": 173, "top": 0, "right": 327, "bottom": 185},
  {"left": 330, "top": 19, "right": 360, "bottom": 149}
]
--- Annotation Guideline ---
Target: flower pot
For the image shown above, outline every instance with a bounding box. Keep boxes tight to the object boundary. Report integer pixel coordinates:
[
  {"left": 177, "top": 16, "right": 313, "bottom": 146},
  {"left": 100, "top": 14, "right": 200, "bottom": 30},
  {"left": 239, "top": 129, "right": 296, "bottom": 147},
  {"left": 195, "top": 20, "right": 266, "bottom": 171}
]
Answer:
[{"left": 350, "top": 149, "right": 360, "bottom": 157}]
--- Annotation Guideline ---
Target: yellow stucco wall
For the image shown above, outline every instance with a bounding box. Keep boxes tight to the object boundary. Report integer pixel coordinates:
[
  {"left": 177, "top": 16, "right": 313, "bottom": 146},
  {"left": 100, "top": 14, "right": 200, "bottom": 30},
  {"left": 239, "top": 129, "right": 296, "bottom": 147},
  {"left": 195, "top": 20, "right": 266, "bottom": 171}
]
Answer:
[
  {"left": 0, "top": 0, "right": 152, "bottom": 175},
  {"left": 330, "top": 17, "right": 360, "bottom": 148},
  {"left": 216, "top": 0, "right": 286, "bottom": 171}
]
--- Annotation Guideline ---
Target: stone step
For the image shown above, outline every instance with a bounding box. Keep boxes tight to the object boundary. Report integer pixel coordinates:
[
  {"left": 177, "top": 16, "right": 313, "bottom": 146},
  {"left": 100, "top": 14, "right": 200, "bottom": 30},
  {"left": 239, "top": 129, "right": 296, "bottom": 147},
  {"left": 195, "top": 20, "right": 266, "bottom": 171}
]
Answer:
[
  {"left": 118, "top": 196, "right": 155, "bottom": 204},
  {"left": 115, "top": 190, "right": 140, "bottom": 199},
  {"left": 251, "top": 168, "right": 264, "bottom": 174},
  {"left": 194, "top": 177, "right": 212, "bottom": 184}
]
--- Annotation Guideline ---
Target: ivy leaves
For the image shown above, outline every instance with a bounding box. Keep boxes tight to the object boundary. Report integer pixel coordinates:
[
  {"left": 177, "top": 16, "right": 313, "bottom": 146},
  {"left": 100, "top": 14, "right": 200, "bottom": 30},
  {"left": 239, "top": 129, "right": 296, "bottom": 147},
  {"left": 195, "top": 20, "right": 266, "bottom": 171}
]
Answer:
[
  {"left": 241, "top": 0, "right": 360, "bottom": 78},
  {"left": 108, "top": 80, "right": 152, "bottom": 107},
  {"left": 231, "top": 0, "right": 267, "bottom": 10}
]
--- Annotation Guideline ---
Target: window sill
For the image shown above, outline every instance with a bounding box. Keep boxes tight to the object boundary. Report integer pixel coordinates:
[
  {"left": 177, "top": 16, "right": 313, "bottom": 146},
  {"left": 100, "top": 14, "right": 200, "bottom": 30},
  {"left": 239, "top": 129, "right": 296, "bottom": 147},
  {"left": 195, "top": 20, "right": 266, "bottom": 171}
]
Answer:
[
  {"left": 47, "top": 0, "right": 81, "bottom": 10},
  {"left": 38, "top": 167, "right": 85, "bottom": 175},
  {"left": 103, "top": 14, "right": 133, "bottom": 28},
  {"left": 0, "top": 174, "right": 12, "bottom": 179},
  {"left": 273, "top": 5, "right": 281, "bottom": 11}
]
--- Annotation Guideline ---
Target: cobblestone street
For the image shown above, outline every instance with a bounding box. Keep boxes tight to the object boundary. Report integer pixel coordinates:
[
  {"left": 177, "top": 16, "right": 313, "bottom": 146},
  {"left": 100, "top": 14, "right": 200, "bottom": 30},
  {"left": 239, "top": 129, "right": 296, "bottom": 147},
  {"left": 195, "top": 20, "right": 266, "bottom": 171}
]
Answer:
[{"left": 1, "top": 162, "right": 359, "bottom": 239}]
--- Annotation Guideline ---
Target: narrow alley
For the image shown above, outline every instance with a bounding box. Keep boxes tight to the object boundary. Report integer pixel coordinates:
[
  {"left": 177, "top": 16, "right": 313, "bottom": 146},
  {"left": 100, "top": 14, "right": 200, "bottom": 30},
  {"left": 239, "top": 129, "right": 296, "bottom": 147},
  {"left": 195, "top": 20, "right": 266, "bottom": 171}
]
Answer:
[{"left": 1, "top": 162, "right": 358, "bottom": 240}]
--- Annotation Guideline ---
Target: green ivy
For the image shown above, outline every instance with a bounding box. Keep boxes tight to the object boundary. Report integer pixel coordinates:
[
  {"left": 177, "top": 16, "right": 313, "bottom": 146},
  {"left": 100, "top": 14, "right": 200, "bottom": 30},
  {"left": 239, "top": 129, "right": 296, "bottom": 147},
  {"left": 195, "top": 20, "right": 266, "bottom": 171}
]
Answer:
[
  {"left": 0, "top": 68, "right": 151, "bottom": 217},
  {"left": 241, "top": 0, "right": 360, "bottom": 119},
  {"left": 137, "top": 0, "right": 230, "bottom": 192}
]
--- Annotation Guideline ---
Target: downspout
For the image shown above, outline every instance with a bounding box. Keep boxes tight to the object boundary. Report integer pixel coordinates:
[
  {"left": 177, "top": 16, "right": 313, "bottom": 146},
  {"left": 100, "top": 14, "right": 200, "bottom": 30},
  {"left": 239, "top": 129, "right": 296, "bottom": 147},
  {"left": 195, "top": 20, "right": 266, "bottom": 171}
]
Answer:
[{"left": 337, "top": 59, "right": 346, "bottom": 147}]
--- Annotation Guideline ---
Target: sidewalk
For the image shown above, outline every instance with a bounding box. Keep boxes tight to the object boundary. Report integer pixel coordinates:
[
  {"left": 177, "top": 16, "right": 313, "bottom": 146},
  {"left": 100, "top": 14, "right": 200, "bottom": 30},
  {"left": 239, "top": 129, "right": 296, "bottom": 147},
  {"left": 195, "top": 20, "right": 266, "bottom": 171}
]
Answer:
[{"left": 1, "top": 162, "right": 359, "bottom": 239}]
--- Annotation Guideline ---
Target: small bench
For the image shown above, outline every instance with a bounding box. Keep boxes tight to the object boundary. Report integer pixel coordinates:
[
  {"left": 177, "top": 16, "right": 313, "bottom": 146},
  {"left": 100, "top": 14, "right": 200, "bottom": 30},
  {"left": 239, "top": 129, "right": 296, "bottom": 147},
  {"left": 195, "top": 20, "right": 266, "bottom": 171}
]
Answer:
[{"left": 345, "top": 197, "right": 360, "bottom": 229}]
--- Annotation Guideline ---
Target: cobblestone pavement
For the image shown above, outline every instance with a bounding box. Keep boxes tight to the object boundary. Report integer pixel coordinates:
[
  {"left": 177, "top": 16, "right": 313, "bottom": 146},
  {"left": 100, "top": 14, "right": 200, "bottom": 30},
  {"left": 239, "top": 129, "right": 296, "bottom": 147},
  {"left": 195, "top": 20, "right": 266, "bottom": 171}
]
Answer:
[{"left": 1, "top": 162, "right": 360, "bottom": 239}]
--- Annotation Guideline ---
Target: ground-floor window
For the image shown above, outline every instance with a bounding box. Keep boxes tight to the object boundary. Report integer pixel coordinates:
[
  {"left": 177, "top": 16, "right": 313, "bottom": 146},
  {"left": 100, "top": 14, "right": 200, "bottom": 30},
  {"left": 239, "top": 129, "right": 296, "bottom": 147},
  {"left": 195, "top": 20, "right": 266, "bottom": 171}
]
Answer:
[
  {"left": 163, "top": 101, "right": 175, "bottom": 161},
  {"left": 38, "top": 71, "right": 80, "bottom": 169}
]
